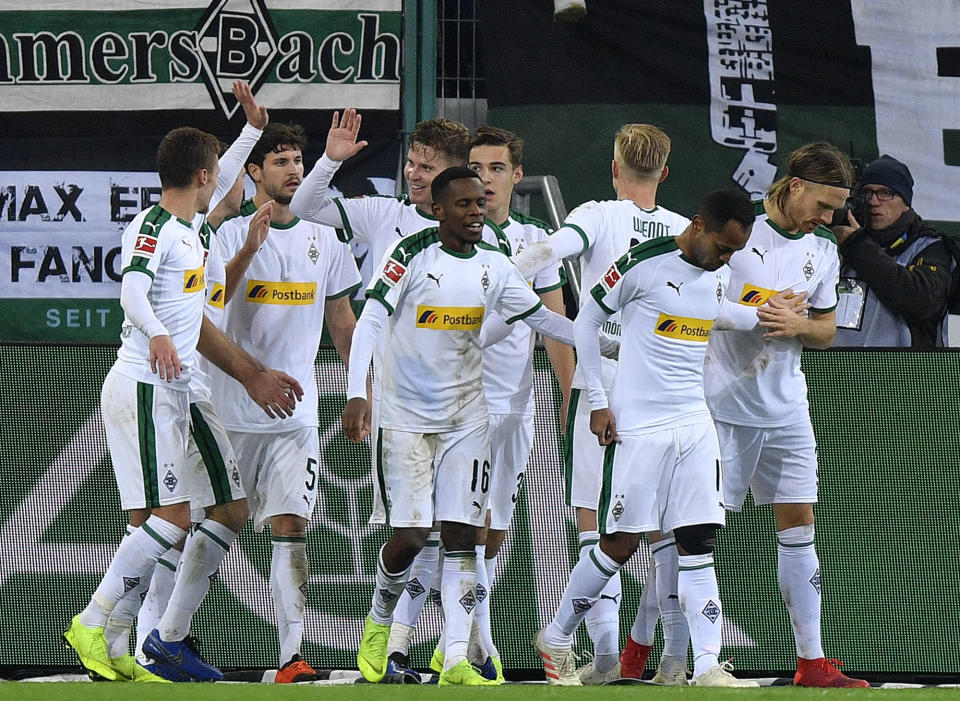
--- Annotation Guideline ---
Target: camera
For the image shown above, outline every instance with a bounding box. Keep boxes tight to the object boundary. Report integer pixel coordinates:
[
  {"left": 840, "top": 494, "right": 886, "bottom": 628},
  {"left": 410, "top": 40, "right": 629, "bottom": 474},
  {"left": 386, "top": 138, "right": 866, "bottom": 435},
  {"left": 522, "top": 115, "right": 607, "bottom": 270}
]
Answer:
[{"left": 830, "top": 193, "right": 869, "bottom": 228}]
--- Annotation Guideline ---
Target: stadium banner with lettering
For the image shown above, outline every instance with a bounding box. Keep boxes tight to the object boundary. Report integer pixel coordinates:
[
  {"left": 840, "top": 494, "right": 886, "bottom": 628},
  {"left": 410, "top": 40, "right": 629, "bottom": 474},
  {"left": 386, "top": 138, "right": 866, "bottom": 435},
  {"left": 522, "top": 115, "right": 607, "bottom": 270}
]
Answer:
[
  {"left": 0, "top": 0, "right": 402, "bottom": 343},
  {"left": 478, "top": 0, "right": 960, "bottom": 232},
  {"left": 2, "top": 345, "right": 959, "bottom": 678}
]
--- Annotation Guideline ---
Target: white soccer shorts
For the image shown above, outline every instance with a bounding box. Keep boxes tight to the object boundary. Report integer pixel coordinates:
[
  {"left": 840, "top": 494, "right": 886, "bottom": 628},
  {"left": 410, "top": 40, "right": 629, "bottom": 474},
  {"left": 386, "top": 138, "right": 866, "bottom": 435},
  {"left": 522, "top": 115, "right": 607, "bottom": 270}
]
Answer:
[
  {"left": 715, "top": 419, "right": 819, "bottom": 510},
  {"left": 598, "top": 417, "right": 726, "bottom": 535},
  {"left": 227, "top": 427, "right": 320, "bottom": 531},
  {"left": 371, "top": 422, "right": 491, "bottom": 528},
  {"left": 101, "top": 369, "right": 190, "bottom": 510},
  {"left": 564, "top": 387, "right": 605, "bottom": 510},
  {"left": 185, "top": 399, "right": 246, "bottom": 518},
  {"left": 487, "top": 412, "right": 535, "bottom": 531}
]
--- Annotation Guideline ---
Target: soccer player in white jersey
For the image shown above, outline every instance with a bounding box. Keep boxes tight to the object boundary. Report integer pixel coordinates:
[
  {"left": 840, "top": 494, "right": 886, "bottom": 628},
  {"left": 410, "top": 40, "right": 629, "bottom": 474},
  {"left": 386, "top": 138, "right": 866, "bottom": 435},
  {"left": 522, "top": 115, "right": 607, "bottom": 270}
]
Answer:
[
  {"left": 63, "top": 85, "right": 304, "bottom": 684},
  {"left": 343, "top": 168, "right": 575, "bottom": 686},
  {"left": 533, "top": 189, "right": 762, "bottom": 688},
  {"left": 211, "top": 123, "right": 362, "bottom": 683},
  {"left": 384, "top": 127, "right": 577, "bottom": 682},
  {"left": 512, "top": 124, "right": 691, "bottom": 684},
  {"left": 703, "top": 142, "right": 869, "bottom": 688}
]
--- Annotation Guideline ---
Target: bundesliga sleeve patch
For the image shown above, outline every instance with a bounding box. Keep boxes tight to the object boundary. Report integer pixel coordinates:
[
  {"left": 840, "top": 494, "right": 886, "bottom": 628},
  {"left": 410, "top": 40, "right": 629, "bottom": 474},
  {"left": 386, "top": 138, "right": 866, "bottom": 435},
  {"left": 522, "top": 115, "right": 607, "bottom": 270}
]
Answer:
[
  {"left": 134, "top": 234, "right": 158, "bottom": 256},
  {"left": 600, "top": 263, "right": 621, "bottom": 292},
  {"left": 382, "top": 259, "right": 406, "bottom": 286}
]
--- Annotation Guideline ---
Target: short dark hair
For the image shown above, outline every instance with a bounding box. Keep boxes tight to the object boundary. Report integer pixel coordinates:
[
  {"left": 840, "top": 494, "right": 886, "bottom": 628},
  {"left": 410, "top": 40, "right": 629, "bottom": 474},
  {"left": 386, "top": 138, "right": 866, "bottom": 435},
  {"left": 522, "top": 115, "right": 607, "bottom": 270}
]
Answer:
[
  {"left": 699, "top": 188, "right": 755, "bottom": 232},
  {"left": 411, "top": 118, "right": 471, "bottom": 165},
  {"left": 246, "top": 123, "right": 308, "bottom": 170},
  {"left": 157, "top": 127, "right": 221, "bottom": 189},
  {"left": 430, "top": 167, "right": 482, "bottom": 202},
  {"left": 470, "top": 125, "right": 524, "bottom": 168}
]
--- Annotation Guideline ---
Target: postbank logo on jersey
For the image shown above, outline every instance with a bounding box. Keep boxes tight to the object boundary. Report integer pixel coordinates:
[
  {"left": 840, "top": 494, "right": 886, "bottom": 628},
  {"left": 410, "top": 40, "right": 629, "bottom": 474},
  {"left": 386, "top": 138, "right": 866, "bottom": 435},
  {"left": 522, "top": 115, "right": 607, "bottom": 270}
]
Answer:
[
  {"left": 416, "top": 306, "right": 484, "bottom": 330},
  {"left": 654, "top": 313, "right": 714, "bottom": 341},
  {"left": 208, "top": 283, "right": 226, "bottom": 309},
  {"left": 246, "top": 281, "right": 317, "bottom": 305},
  {"left": 739, "top": 283, "right": 777, "bottom": 307},
  {"left": 183, "top": 268, "right": 206, "bottom": 293}
]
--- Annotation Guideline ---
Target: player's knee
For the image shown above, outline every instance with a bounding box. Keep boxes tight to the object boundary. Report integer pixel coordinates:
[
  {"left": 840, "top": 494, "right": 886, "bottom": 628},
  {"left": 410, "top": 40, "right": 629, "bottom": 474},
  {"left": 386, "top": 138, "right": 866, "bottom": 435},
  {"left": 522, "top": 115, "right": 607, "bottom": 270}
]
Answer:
[
  {"left": 393, "top": 527, "right": 432, "bottom": 557},
  {"left": 208, "top": 499, "right": 248, "bottom": 532},
  {"left": 674, "top": 524, "right": 719, "bottom": 555}
]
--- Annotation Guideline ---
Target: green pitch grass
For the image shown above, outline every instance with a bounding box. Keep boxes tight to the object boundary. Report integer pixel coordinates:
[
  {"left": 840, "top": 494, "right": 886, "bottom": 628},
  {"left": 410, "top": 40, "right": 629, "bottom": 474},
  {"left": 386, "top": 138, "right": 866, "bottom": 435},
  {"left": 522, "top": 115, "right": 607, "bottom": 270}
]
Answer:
[{"left": 2, "top": 683, "right": 956, "bottom": 700}]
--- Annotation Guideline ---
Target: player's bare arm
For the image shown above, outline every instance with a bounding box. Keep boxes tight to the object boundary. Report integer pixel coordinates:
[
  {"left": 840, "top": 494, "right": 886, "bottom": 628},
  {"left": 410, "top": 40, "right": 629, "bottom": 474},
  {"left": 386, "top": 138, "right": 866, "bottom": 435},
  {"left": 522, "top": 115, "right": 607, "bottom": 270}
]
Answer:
[
  {"left": 589, "top": 407, "right": 620, "bottom": 446},
  {"left": 758, "top": 307, "right": 836, "bottom": 348},
  {"left": 540, "top": 287, "right": 575, "bottom": 428},
  {"left": 197, "top": 316, "right": 303, "bottom": 418},
  {"left": 342, "top": 397, "right": 371, "bottom": 443},
  {"left": 224, "top": 200, "right": 274, "bottom": 302},
  {"left": 149, "top": 334, "right": 181, "bottom": 382},
  {"left": 233, "top": 80, "right": 268, "bottom": 129},
  {"left": 325, "top": 108, "right": 369, "bottom": 162}
]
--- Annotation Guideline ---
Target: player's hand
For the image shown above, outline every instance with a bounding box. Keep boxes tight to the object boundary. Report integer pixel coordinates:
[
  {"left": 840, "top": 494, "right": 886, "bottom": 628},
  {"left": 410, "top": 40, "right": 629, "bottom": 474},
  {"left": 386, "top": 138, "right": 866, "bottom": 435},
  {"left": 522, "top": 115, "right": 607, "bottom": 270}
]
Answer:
[
  {"left": 589, "top": 408, "right": 620, "bottom": 446},
  {"left": 245, "top": 368, "right": 304, "bottom": 419},
  {"left": 342, "top": 397, "right": 371, "bottom": 443},
  {"left": 831, "top": 209, "right": 861, "bottom": 245},
  {"left": 325, "top": 108, "right": 368, "bottom": 162},
  {"left": 764, "top": 289, "right": 810, "bottom": 316},
  {"left": 243, "top": 200, "right": 274, "bottom": 254},
  {"left": 149, "top": 335, "right": 182, "bottom": 382},
  {"left": 758, "top": 303, "right": 809, "bottom": 339},
  {"left": 233, "top": 80, "right": 268, "bottom": 129}
]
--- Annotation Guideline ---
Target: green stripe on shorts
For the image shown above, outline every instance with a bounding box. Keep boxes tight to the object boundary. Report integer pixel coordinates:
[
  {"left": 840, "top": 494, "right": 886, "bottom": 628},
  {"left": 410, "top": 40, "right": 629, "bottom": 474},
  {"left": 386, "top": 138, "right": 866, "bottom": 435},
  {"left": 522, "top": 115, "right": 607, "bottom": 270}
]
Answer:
[
  {"left": 190, "top": 404, "right": 232, "bottom": 505},
  {"left": 563, "top": 388, "right": 580, "bottom": 506},
  {"left": 597, "top": 442, "right": 616, "bottom": 536},
  {"left": 136, "top": 382, "right": 159, "bottom": 507},
  {"left": 376, "top": 429, "right": 390, "bottom": 521}
]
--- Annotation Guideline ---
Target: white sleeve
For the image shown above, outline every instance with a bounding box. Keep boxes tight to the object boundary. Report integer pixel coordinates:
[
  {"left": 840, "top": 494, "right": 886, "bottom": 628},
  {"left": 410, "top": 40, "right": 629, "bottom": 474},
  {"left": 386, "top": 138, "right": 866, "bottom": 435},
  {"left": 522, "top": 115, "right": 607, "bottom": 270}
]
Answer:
[
  {"left": 522, "top": 305, "right": 574, "bottom": 346},
  {"left": 210, "top": 123, "right": 262, "bottom": 212},
  {"left": 478, "top": 310, "right": 512, "bottom": 348},
  {"left": 289, "top": 152, "right": 345, "bottom": 227},
  {"left": 120, "top": 271, "right": 167, "bottom": 339},
  {"left": 715, "top": 298, "right": 760, "bottom": 330},
  {"left": 346, "top": 300, "right": 387, "bottom": 399},
  {"left": 512, "top": 226, "right": 585, "bottom": 278},
  {"left": 574, "top": 298, "right": 609, "bottom": 410}
]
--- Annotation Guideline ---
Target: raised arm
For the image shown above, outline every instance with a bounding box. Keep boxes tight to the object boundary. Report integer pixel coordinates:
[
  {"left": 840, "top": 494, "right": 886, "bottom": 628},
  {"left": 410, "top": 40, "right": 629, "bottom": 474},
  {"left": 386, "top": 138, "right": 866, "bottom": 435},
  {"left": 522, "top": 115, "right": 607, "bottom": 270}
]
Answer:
[
  {"left": 511, "top": 226, "right": 585, "bottom": 279},
  {"left": 209, "top": 81, "right": 267, "bottom": 212}
]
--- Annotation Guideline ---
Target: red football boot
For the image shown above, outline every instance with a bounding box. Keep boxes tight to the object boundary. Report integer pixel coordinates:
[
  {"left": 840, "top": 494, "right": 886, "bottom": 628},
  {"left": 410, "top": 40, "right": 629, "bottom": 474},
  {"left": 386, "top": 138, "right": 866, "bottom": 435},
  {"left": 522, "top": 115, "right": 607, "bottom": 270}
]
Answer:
[
  {"left": 618, "top": 636, "right": 653, "bottom": 679},
  {"left": 794, "top": 657, "right": 869, "bottom": 688}
]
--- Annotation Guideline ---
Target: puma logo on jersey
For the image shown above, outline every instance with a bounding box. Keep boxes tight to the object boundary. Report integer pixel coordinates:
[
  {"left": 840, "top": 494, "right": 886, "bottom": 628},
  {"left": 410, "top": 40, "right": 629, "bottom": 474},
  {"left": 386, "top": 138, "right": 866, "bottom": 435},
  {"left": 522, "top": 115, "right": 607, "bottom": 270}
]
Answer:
[
  {"left": 395, "top": 227, "right": 403, "bottom": 237},
  {"left": 140, "top": 220, "right": 159, "bottom": 236},
  {"left": 426, "top": 272, "right": 443, "bottom": 287},
  {"left": 180, "top": 237, "right": 193, "bottom": 248},
  {"left": 472, "top": 500, "right": 482, "bottom": 513},
  {"left": 751, "top": 247, "right": 767, "bottom": 262},
  {"left": 667, "top": 280, "right": 683, "bottom": 295}
]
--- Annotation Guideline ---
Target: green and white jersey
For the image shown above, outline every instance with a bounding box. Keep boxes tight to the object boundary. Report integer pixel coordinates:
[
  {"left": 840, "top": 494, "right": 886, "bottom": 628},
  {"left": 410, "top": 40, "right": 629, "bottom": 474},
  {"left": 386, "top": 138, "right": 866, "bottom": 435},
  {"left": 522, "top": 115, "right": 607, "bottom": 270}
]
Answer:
[
  {"left": 189, "top": 228, "right": 228, "bottom": 404},
  {"left": 114, "top": 205, "right": 210, "bottom": 392},
  {"left": 481, "top": 212, "right": 564, "bottom": 416},
  {"left": 704, "top": 202, "right": 840, "bottom": 427},
  {"left": 366, "top": 228, "right": 543, "bottom": 431},
  {"left": 211, "top": 205, "right": 362, "bottom": 432},
  {"left": 333, "top": 194, "right": 438, "bottom": 285},
  {"left": 587, "top": 237, "right": 728, "bottom": 432},
  {"left": 563, "top": 198, "right": 690, "bottom": 392}
]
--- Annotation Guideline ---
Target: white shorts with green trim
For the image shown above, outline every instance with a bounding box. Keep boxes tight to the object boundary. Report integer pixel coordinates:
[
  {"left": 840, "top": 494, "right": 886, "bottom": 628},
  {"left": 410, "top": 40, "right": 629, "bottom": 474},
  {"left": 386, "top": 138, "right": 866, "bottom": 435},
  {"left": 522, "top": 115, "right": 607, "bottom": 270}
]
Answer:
[
  {"left": 564, "top": 387, "right": 605, "bottom": 510},
  {"left": 715, "top": 419, "right": 818, "bottom": 510},
  {"left": 371, "top": 422, "right": 491, "bottom": 528},
  {"left": 487, "top": 412, "right": 534, "bottom": 531},
  {"left": 598, "top": 417, "right": 725, "bottom": 534},
  {"left": 227, "top": 427, "right": 320, "bottom": 531},
  {"left": 185, "top": 399, "right": 245, "bottom": 519},
  {"left": 101, "top": 368, "right": 190, "bottom": 510}
]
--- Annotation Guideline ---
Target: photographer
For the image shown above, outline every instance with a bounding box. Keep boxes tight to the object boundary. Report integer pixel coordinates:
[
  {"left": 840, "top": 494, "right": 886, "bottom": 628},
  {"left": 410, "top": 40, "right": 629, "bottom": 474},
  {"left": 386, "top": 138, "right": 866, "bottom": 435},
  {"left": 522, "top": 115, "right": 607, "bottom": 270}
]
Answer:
[{"left": 832, "top": 155, "right": 953, "bottom": 348}]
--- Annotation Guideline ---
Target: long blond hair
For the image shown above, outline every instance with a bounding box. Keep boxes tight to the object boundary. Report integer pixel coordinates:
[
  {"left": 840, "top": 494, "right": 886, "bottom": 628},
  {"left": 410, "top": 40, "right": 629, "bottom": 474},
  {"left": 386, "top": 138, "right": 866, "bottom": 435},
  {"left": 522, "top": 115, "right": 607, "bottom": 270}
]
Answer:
[{"left": 768, "top": 141, "right": 854, "bottom": 210}]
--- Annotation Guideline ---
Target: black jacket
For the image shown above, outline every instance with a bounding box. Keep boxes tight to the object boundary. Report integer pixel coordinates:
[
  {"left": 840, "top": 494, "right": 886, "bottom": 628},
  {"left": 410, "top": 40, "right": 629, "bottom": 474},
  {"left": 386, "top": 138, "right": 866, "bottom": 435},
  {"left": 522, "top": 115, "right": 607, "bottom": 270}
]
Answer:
[{"left": 838, "top": 210, "right": 952, "bottom": 349}]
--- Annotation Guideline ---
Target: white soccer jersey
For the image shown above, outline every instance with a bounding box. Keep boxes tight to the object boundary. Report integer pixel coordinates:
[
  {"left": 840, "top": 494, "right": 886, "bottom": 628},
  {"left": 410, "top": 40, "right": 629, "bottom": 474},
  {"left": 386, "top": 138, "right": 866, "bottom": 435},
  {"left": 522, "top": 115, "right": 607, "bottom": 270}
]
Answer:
[
  {"left": 564, "top": 199, "right": 690, "bottom": 392},
  {"left": 366, "top": 229, "right": 544, "bottom": 432},
  {"left": 188, "top": 226, "right": 229, "bottom": 404},
  {"left": 481, "top": 212, "right": 563, "bottom": 416},
  {"left": 704, "top": 202, "right": 840, "bottom": 427},
  {"left": 211, "top": 205, "right": 362, "bottom": 432},
  {"left": 113, "top": 205, "right": 209, "bottom": 391},
  {"left": 333, "top": 194, "right": 437, "bottom": 284},
  {"left": 587, "top": 237, "right": 728, "bottom": 432}
]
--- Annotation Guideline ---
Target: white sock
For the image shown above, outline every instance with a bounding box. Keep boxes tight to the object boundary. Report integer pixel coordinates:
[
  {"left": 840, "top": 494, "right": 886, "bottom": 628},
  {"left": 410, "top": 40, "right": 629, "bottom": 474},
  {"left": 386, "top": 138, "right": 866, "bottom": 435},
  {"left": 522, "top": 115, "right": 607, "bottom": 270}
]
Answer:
[
  {"left": 369, "top": 544, "right": 410, "bottom": 625},
  {"left": 484, "top": 554, "right": 499, "bottom": 589},
  {"left": 80, "top": 516, "right": 186, "bottom": 628},
  {"left": 105, "top": 525, "right": 148, "bottom": 658},
  {"left": 777, "top": 525, "right": 824, "bottom": 659},
  {"left": 271, "top": 536, "right": 308, "bottom": 666},
  {"left": 135, "top": 548, "right": 180, "bottom": 662},
  {"left": 546, "top": 543, "right": 622, "bottom": 648},
  {"left": 677, "top": 553, "right": 721, "bottom": 677},
  {"left": 474, "top": 544, "right": 498, "bottom": 660},
  {"left": 440, "top": 550, "right": 477, "bottom": 669},
  {"left": 158, "top": 519, "right": 236, "bottom": 641},
  {"left": 388, "top": 531, "right": 440, "bottom": 656},
  {"left": 629, "top": 552, "right": 658, "bottom": 645},
  {"left": 653, "top": 537, "right": 689, "bottom": 662},
  {"left": 579, "top": 532, "right": 620, "bottom": 665}
]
